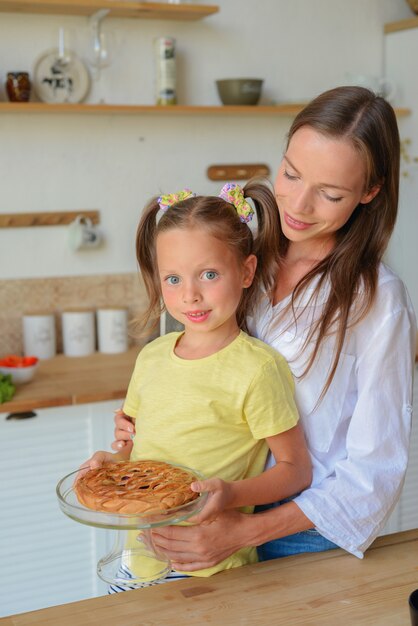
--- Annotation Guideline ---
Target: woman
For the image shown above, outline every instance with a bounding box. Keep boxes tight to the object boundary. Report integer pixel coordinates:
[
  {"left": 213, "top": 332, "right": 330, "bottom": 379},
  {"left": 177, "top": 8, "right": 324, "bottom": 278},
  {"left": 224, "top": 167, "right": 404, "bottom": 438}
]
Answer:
[{"left": 113, "top": 86, "right": 416, "bottom": 566}]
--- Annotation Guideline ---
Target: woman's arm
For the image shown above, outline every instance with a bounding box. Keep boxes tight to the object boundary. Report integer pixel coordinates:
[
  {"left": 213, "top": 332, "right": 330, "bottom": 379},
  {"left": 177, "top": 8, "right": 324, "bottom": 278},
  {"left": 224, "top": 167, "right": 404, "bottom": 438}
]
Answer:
[
  {"left": 191, "top": 424, "right": 312, "bottom": 522},
  {"left": 152, "top": 501, "right": 314, "bottom": 571}
]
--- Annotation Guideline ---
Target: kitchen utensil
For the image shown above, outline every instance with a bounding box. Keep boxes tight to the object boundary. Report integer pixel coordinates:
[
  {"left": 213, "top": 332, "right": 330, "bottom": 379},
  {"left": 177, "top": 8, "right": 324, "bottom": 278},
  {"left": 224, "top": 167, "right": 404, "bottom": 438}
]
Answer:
[
  {"left": 33, "top": 48, "right": 90, "bottom": 103},
  {"left": 56, "top": 465, "right": 207, "bottom": 585},
  {"left": 216, "top": 78, "right": 263, "bottom": 105},
  {"left": 5, "top": 72, "right": 31, "bottom": 102}
]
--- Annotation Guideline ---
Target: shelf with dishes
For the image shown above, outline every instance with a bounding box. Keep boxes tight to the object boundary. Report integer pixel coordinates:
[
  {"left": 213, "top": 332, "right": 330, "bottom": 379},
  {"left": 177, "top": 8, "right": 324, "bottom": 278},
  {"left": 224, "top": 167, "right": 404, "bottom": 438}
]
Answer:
[
  {"left": 0, "top": 102, "right": 411, "bottom": 117},
  {"left": 0, "top": 0, "right": 219, "bottom": 20}
]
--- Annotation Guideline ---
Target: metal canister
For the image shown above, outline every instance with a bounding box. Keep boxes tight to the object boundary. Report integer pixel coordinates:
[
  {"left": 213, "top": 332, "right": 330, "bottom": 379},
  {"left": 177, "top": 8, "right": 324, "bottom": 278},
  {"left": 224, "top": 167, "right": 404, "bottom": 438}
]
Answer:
[{"left": 154, "top": 36, "right": 177, "bottom": 105}]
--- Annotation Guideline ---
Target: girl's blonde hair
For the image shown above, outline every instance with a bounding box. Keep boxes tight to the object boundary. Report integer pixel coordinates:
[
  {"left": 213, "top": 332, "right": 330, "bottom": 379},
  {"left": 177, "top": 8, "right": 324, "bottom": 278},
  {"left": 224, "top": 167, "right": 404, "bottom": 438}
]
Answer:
[
  {"left": 279, "top": 86, "right": 400, "bottom": 398},
  {"left": 136, "top": 179, "right": 280, "bottom": 334}
]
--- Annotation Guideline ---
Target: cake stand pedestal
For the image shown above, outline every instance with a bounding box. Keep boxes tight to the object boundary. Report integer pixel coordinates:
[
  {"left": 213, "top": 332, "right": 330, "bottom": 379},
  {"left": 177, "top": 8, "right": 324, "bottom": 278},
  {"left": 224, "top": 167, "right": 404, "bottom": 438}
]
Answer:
[{"left": 56, "top": 467, "right": 207, "bottom": 587}]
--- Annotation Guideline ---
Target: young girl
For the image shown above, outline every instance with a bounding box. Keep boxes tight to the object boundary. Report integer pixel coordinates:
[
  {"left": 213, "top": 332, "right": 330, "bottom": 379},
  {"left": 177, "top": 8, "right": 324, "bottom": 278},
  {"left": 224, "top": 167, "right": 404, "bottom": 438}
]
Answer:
[{"left": 81, "top": 180, "right": 311, "bottom": 584}]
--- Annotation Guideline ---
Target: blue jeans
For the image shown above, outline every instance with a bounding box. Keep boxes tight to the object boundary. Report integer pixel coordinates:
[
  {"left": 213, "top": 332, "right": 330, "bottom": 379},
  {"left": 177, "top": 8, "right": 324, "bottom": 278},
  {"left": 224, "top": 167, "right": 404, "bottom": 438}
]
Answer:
[{"left": 255, "top": 502, "right": 339, "bottom": 562}]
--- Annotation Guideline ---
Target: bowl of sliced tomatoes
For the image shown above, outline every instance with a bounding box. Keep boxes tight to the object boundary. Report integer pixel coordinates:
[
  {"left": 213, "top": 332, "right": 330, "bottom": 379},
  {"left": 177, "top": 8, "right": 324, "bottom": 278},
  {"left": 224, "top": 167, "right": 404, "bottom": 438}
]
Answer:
[{"left": 0, "top": 355, "right": 39, "bottom": 384}]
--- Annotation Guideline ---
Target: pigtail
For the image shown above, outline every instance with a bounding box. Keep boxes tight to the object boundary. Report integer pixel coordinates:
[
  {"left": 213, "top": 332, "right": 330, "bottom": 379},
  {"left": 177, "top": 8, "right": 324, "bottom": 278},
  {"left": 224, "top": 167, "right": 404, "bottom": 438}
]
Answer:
[
  {"left": 133, "top": 197, "right": 164, "bottom": 335},
  {"left": 243, "top": 178, "right": 281, "bottom": 304}
]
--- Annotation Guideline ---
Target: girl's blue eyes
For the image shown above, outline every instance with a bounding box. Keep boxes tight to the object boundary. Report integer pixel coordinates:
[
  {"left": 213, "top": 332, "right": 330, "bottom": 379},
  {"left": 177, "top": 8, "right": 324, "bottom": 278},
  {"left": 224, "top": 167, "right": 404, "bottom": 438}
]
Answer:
[
  {"left": 165, "top": 271, "right": 218, "bottom": 285},
  {"left": 283, "top": 169, "right": 342, "bottom": 203},
  {"left": 202, "top": 271, "right": 218, "bottom": 281}
]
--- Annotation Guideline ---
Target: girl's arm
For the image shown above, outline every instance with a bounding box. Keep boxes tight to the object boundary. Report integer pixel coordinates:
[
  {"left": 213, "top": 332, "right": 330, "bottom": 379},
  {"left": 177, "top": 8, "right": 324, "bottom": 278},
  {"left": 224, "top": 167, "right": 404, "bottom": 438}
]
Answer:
[
  {"left": 76, "top": 446, "right": 130, "bottom": 481},
  {"left": 111, "top": 409, "right": 135, "bottom": 453},
  {"left": 191, "top": 423, "right": 312, "bottom": 522}
]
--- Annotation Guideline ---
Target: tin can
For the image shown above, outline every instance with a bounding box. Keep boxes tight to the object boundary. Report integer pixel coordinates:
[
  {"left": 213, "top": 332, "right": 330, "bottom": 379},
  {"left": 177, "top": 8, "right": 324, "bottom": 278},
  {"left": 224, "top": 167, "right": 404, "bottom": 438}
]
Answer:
[{"left": 154, "top": 36, "right": 177, "bottom": 105}]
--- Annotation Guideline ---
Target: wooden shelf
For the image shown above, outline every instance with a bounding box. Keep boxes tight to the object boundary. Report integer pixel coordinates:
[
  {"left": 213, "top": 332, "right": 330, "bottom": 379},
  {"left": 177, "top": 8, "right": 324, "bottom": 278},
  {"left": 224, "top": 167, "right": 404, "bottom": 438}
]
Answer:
[
  {"left": 0, "top": 102, "right": 411, "bottom": 117},
  {"left": 384, "top": 16, "right": 418, "bottom": 33},
  {"left": 0, "top": 210, "right": 100, "bottom": 228},
  {"left": 0, "top": 0, "right": 219, "bottom": 20}
]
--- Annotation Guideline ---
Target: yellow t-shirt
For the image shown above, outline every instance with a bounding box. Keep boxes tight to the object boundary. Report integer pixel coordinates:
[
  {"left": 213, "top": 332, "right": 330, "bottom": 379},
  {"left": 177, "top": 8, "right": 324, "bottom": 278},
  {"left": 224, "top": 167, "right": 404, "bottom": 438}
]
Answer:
[{"left": 123, "top": 330, "right": 299, "bottom": 577}]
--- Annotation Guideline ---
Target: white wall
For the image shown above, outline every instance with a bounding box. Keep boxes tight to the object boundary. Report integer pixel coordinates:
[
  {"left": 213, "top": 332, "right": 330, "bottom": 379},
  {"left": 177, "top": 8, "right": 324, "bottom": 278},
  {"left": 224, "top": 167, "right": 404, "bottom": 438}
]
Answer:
[{"left": 0, "top": 0, "right": 412, "bottom": 280}]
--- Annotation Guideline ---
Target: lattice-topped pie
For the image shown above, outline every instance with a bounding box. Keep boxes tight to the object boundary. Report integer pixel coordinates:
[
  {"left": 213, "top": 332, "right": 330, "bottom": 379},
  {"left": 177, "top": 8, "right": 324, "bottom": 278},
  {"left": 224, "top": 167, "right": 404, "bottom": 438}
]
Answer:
[{"left": 74, "top": 460, "right": 199, "bottom": 514}]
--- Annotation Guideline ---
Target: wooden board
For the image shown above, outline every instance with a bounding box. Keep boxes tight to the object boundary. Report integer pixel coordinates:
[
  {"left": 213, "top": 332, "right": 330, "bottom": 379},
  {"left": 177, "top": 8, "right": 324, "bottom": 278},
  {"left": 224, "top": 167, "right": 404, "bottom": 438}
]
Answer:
[
  {"left": 207, "top": 163, "right": 271, "bottom": 181},
  {"left": 0, "top": 1, "right": 219, "bottom": 20},
  {"left": 0, "top": 103, "right": 308, "bottom": 116},
  {"left": 1, "top": 529, "right": 417, "bottom": 625},
  {"left": 0, "top": 103, "right": 411, "bottom": 117},
  {"left": 385, "top": 16, "right": 418, "bottom": 33},
  {"left": 0, "top": 210, "right": 99, "bottom": 228}
]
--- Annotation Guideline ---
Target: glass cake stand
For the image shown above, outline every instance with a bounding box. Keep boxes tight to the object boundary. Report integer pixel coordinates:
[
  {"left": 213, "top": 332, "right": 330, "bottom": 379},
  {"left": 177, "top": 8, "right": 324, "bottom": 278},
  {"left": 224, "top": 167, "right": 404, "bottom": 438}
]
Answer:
[{"left": 56, "top": 465, "right": 207, "bottom": 587}]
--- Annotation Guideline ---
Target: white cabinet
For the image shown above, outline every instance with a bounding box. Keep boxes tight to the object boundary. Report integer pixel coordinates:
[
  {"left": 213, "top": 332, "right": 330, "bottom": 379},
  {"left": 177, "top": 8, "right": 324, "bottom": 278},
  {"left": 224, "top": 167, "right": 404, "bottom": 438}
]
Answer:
[{"left": 0, "top": 399, "right": 122, "bottom": 618}]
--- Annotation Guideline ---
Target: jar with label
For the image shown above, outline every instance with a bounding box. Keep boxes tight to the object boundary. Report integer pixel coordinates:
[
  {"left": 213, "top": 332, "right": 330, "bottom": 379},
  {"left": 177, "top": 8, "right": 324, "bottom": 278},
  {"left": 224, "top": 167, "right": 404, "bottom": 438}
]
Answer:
[
  {"left": 23, "top": 311, "right": 56, "bottom": 359},
  {"left": 154, "top": 36, "right": 177, "bottom": 105},
  {"left": 96, "top": 307, "right": 128, "bottom": 354},
  {"left": 62, "top": 309, "right": 95, "bottom": 357}
]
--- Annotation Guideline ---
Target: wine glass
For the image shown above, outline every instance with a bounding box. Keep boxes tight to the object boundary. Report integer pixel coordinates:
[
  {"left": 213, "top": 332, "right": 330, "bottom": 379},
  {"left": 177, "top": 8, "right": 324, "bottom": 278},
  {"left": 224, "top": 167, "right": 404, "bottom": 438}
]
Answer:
[{"left": 86, "top": 9, "right": 113, "bottom": 102}]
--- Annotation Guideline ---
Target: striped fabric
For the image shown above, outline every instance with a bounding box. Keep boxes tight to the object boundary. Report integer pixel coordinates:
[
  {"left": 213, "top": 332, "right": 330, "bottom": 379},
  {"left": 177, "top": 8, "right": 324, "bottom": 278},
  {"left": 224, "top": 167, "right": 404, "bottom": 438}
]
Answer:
[{"left": 108, "top": 563, "right": 189, "bottom": 594}]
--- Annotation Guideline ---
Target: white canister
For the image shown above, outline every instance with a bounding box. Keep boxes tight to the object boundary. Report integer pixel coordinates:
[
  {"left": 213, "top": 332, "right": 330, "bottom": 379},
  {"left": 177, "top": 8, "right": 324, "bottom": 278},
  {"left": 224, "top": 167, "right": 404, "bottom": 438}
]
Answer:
[
  {"left": 62, "top": 309, "right": 95, "bottom": 357},
  {"left": 97, "top": 307, "right": 128, "bottom": 354},
  {"left": 23, "top": 312, "right": 56, "bottom": 359}
]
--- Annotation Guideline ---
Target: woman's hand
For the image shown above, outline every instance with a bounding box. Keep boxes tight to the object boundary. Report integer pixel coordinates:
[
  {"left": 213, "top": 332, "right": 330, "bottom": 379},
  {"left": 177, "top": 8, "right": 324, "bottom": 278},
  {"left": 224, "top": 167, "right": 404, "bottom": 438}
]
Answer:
[
  {"left": 111, "top": 408, "right": 135, "bottom": 454},
  {"left": 151, "top": 509, "right": 251, "bottom": 571},
  {"left": 151, "top": 501, "right": 313, "bottom": 571},
  {"left": 189, "top": 478, "right": 233, "bottom": 523}
]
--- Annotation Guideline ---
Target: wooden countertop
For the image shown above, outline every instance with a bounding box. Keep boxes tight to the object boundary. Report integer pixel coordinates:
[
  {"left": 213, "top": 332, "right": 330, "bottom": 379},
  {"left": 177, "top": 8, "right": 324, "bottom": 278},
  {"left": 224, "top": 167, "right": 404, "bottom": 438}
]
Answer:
[
  {"left": 0, "top": 347, "right": 141, "bottom": 413},
  {"left": 1, "top": 529, "right": 417, "bottom": 625}
]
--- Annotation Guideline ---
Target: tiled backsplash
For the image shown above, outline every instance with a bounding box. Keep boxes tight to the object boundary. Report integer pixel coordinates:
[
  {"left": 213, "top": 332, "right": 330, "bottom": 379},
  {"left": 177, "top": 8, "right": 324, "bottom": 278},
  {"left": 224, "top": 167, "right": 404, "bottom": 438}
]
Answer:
[{"left": 0, "top": 273, "right": 150, "bottom": 355}]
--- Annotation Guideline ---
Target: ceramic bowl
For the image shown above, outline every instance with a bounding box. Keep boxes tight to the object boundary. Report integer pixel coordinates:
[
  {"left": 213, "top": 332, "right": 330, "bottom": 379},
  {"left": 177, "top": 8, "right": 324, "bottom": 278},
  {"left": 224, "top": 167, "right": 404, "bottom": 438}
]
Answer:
[
  {"left": 0, "top": 362, "right": 39, "bottom": 384},
  {"left": 216, "top": 78, "right": 263, "bottom": 105}
]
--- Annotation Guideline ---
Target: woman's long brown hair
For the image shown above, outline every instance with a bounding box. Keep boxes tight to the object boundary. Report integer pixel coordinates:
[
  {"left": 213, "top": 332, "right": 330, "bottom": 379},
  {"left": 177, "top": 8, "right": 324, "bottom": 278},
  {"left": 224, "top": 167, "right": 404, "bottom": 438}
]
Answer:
[
  {"left": 278, "top": 86, "right": 400, "bottom": 399},
  {"left": 135, "top": 179, "right": 281, "bottom": 335}
]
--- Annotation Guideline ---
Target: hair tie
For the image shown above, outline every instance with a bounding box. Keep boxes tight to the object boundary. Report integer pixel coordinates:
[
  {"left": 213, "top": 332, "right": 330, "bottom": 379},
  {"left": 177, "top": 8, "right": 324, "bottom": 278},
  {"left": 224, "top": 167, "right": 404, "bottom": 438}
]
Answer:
[
  {"left": 158, "top": 189, "right": 196, "bottom": 212},
  {"left": 218, "top": 182, "right": 254, "bottom": 223}
]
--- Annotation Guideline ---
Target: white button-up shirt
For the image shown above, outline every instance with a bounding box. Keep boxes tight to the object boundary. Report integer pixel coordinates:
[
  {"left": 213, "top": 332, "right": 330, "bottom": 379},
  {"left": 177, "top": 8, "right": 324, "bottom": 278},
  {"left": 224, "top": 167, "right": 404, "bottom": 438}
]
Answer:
[{"left": 248, "top": 263, "right": 416, "bottom": 557}]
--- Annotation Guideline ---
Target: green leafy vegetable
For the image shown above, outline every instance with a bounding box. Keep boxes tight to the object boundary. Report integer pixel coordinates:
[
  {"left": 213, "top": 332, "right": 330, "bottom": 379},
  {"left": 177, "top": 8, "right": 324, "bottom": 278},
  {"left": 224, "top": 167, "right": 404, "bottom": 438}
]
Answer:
[{"left": 0, "top": 374, "right": 16, "bottom": 403}]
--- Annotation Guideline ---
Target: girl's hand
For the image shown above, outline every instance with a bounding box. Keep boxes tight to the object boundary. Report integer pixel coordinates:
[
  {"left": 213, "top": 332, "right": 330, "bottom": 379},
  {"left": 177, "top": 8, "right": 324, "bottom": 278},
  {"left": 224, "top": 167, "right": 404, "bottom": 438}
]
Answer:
[
  {"left": 111, "top": 408, "right": 135, "bottom": 454},
  {"left": 188, "top": 478, "right": 233, "bottom": 523},
  {"left": 75, "top": 450, "right": 120, "bottom": 483}
]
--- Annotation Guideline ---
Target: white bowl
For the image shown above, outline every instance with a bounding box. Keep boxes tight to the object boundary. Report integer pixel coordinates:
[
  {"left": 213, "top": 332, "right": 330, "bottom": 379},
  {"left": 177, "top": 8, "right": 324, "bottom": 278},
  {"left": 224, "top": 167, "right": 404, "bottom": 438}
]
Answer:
[{"left": 0, "top": 363, "right": 38, "bottom": 384}]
